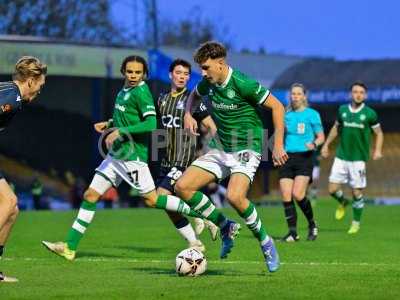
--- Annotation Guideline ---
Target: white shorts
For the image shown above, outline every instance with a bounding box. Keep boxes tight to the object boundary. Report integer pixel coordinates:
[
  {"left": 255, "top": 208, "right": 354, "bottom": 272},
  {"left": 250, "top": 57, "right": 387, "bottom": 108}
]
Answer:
[
  {"left": 329, "top": 157, "right": 367, "bottom": 189},
  {"left": 191, "top": 149, "right": 261, "bottom": 183},
  {"left": 90, "top": 155, "right": 155, "bottom": 195}
]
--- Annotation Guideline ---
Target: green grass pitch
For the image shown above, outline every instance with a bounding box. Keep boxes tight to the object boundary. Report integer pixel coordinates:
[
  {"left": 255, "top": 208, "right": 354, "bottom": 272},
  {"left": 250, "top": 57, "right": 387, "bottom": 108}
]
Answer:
[{"left": 1, "top": 200, "right": 399, "bottom": 299}]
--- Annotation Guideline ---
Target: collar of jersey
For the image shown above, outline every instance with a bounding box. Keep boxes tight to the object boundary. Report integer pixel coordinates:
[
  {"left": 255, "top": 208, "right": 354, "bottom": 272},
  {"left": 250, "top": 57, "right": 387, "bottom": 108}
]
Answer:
[
  {"left": 171, "top": 87, "right": 187, "bottom": 98},
  {"left": 123, "top": 81, "right": 145, "bottom": 91},
  {"left": 348, "top": 103, "right": 364, "bottom": 113},
  {"left": 216, "top": 67, "right": 233, "bottom": 88}
]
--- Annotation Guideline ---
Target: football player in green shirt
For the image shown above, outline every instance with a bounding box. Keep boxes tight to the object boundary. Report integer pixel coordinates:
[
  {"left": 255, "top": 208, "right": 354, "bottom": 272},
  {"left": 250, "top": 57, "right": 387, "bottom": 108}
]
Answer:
[
  {"left": 175, "top": 42, "right": 288, "bottom": 273},
  {"left": 42, "top": 55, "right": 204, "bottom": 260},
  {"left": 321, "top": 81, "right": 384, "bottom": 234}
]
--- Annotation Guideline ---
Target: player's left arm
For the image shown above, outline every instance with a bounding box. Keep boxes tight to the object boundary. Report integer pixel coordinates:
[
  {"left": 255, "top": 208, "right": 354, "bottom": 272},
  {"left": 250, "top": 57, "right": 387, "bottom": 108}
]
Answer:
[
  {"left": 105, "top": 116, "right": 156, "bottom": 149},
  {"left": 262, "top": 94, "right": 288, "bottom": 166},
  {"left": 239, "top": 77, "right": 288, "bottom": 165},
  {"left": 370, "top": 110, "right": 383, "bottom": 160},
  {"left": 306, "top": 111, "right": 325, "bottom": 150},
  {"left": 105, "top": 91, "right": 157, "bottom": 148},
  {"left": 372, "top": 125, "right": 384, "bottom": 160},
  {"left": 193, "top": 101, "right": 217, "bottom": 136}
]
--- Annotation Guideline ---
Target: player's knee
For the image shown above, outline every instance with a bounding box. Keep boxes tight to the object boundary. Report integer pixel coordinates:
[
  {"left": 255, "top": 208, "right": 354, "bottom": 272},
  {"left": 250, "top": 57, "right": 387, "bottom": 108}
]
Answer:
[
  {"left": 6, "top": 194, "right": 18, "bottom": 211},
  {"left": 328, "top": 184, "right": 338, "bottom": 195},
  {"left": 174, "top": 179, "right": 189, "bottom": 199},
  {"left": 226, "top": 190, "right": 244, "bottom": 205},
  {"left": 280, "top": 188, "right": 293, "bottom": 202},
  {"left": 9, "top": 206, "right": 19, "bottom": 223},
  {"left": 292, "top": 191, "right": 306, "bottom": 202},
  {"left": 352, "top": 189, "right": 363, "bottom": 198},
  {"left": 83, "top": 188, "right": 100, "bottom": 203}
]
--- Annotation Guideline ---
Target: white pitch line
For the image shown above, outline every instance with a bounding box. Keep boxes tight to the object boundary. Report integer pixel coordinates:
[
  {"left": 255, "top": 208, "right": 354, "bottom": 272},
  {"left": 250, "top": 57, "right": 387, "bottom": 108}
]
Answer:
[{"left": 3, "top": 257, "right": 398, "bottom": 267}]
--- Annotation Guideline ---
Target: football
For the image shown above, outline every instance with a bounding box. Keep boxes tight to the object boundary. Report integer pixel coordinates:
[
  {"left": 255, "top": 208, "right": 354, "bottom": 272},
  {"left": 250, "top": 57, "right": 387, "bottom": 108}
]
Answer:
[{"left": 175, "top": 248, "right": 207, "bottom": 276}]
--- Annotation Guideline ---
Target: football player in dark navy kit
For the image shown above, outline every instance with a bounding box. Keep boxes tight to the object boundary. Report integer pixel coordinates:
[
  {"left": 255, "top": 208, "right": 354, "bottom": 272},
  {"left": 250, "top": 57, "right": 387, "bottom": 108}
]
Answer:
[
  {"left": 0, "top": 56, "right": 47, "bottom": 282},
  {"left": 156, "top": 59, "right": 218, "bottom": 252}
]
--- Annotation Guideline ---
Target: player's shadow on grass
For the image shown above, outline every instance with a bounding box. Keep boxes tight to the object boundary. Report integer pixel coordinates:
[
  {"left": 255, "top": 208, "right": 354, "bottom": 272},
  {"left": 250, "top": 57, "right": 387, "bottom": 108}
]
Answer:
[
  {"left": 128, "top": 267, "right": 254, "bottom": 277},
  {"left": 319, "top": 228, "right": 346, "bottom": 232},
  {"left": 115, "top": 245, "right": 163, "bottom": 253},
  {"left": 126, "top": 266, "right": 176, "bottom": 275}
]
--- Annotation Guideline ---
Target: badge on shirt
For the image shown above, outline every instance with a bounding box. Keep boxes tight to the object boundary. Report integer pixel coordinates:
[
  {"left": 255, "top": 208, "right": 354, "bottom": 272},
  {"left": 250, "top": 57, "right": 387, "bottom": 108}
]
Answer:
[
  {"left": 227, "top": 89, "right": 235, "bottom": 99},
  {"left": 176, "top": 100, "right": 185, "bottom": 109},
  {"left": 297, "top": 123, "right": 305, "bottom": 134},
  {"left": 1, "top": 104, "right": 12, "bottom": 113}
]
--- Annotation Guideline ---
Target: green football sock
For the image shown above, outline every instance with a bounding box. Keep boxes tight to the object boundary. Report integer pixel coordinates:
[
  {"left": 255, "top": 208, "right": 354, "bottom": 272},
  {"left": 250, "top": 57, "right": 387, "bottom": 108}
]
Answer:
[
  {"left": 155, "top": 195, "right": 201, "bottom": 218},
  {"left": 352, "top": 195, "right": 365, "bottom": 222},
  {"left": 331, "top": 190, "right": 350, "bottom": 205},
  {"left": 66, "top": 200, "right": 97, "bottom": 251},
  {"left": 239, "top": 202, "right": 269, "bottom": 245},
  {"left": 187, "top": 192, "right": 227, "bottom": 227}
]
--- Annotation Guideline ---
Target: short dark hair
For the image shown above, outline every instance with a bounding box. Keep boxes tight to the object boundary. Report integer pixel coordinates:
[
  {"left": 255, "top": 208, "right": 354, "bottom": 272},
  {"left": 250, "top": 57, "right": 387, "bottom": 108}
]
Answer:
[
  {"left": 194, "top": 41, "right": 227, "bottom": 64},
  {"left": 351, "top": 81, "right": 367, "bottom": 91},
  {"left": 169, "top": 59, "right": 191, "bottom": 73},
  {"left": 120, "top": 55, "right": 148, "bottom": 78}
]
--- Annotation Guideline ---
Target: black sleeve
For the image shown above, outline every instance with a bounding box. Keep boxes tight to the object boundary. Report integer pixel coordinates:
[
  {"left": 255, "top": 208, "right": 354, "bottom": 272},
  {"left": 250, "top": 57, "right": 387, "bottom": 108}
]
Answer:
[{"left": 192, "top": 101, "right": 209, "bottom": 122}]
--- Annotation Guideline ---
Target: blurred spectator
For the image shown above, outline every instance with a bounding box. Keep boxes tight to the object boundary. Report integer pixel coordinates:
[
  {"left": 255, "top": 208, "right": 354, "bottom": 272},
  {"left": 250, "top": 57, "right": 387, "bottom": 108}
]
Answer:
[
  {"left": 308, "top": 147, "right": 322, "bottom": 206},
  {"left": 71, "top": 177, "right": 86, "bottom": 209},
  {"left": 9, "top": 182, "right": 16, "bottom": 193},
  {"left": 66, "top": 171, "right": 86, "bottom": 209},
  {"left": 102, "top": 187, "right": 119, "bottom": 209},
  {"left": 202, "top": 182, "right": 226, "bottom": 208},
  {"left": 31, "top": 177, "right": 44, "bottom": 210},
  {"left": 128, "top": 187, "right": 142, "bottom": 207}
]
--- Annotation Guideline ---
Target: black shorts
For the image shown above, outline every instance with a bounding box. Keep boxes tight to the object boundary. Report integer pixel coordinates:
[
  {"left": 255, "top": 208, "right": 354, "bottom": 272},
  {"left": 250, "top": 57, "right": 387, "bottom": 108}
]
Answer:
[
  {"left": 156, "top": 166, "right": 186, "bottom": 193},
  {"left": 279, "top": 151, "right": 314, "bottom": 180}
]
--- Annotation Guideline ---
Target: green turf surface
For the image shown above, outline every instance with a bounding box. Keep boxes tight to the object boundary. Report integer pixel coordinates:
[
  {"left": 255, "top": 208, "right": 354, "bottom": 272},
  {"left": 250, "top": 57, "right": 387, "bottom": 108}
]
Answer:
[{"left": 1, "top": 200, "right": 399, "bottom": 299}]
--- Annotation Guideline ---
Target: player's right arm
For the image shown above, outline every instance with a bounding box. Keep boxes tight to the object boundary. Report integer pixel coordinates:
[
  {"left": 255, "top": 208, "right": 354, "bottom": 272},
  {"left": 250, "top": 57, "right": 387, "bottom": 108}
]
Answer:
[
  {"left": 94, "top": 121, "right": 109, "bottom": 133},
  {"left": 184, "top": 84, "right": 205, "bottom": 136},
  {"left": 200, "top": 116, "right": 217, "bottom": 136},
  {"left": 321, "top": 121, "right": 339, "bottom": 158},
  {"left": 94, "top": 118, "right": 114, "bottom": 133}
]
